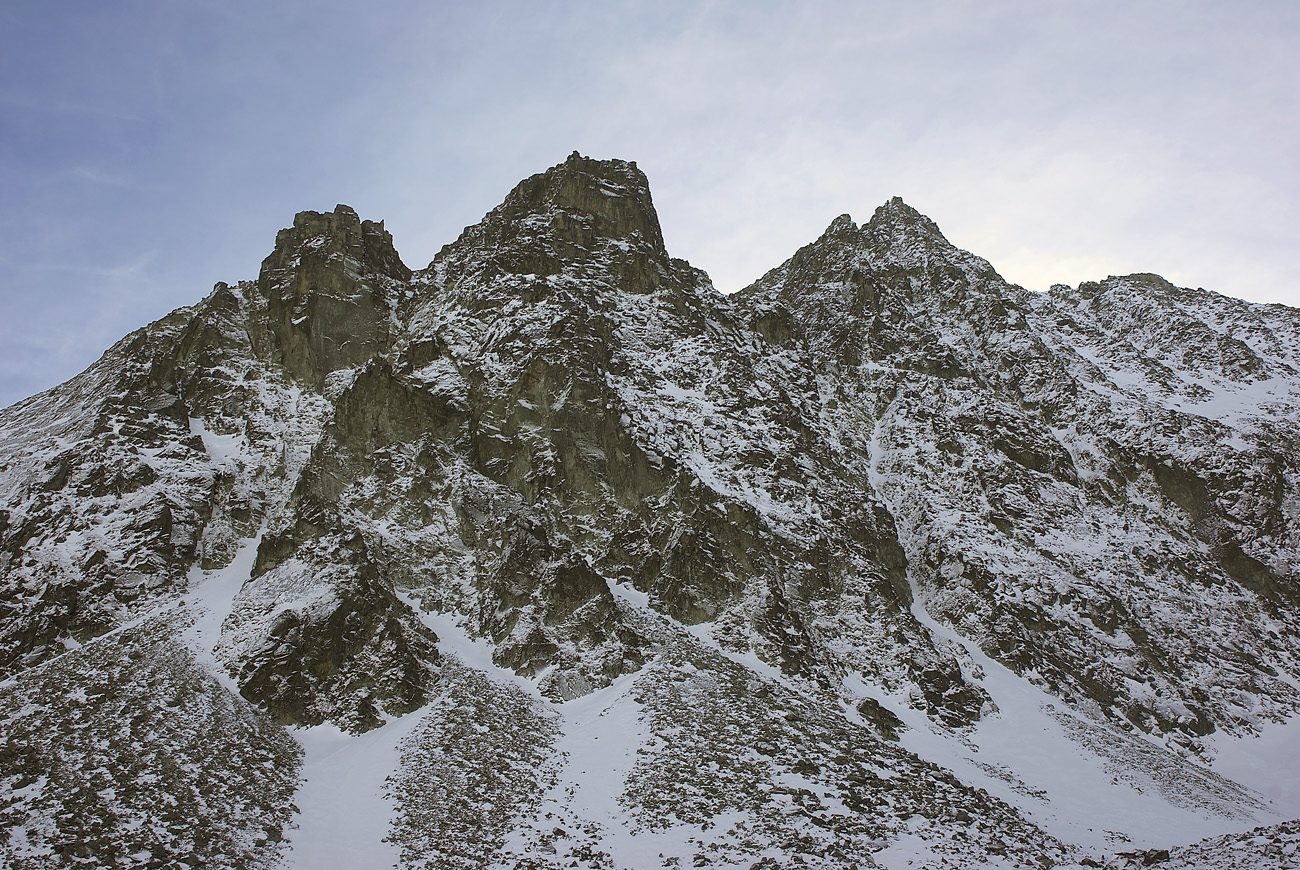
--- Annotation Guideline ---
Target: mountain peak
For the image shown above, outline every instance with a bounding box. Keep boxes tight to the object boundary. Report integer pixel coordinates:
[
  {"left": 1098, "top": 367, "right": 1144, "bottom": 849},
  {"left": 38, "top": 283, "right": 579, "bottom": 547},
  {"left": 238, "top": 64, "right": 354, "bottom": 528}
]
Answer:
[
  {"left": 262, "top": 204, "right": 410, "bottom": 284},
  {"left": 823, "top": 213, "right": 859, "bottom": 236},
  {"left": 799, "top": 199, "right": 955, "bottom": 262},
  {"left": 257, "top": 204, "right": 409, "bottom": 386},
  {"left": 490, "top": 152, "right": 666, "bottom": 254},
  {"left": 424, "top": 153, "right": 684, "bottom": 303},
  {"left": 866, "top": 196, "right": 949, "bottom": 242}
]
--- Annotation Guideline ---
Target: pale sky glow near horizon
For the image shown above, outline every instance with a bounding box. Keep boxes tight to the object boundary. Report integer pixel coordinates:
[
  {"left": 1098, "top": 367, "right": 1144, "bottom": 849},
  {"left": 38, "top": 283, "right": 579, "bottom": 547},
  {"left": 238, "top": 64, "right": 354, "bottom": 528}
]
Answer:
[{"left": 1, "top": 1, "right": 1298, "bottom": 408}]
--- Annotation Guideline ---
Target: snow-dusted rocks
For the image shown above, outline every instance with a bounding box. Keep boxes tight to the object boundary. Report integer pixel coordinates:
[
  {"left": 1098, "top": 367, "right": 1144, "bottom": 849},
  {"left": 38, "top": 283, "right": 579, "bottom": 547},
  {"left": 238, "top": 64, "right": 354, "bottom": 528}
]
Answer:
[
  {"left": 740, "top": 204, "right": 1300, "bottom": 745},
  {"left": 0, "top": 613, "right": 300, "bottom": 868},
  {"left": 1, "top": 153, "right": 1298, "bottom": 868}
]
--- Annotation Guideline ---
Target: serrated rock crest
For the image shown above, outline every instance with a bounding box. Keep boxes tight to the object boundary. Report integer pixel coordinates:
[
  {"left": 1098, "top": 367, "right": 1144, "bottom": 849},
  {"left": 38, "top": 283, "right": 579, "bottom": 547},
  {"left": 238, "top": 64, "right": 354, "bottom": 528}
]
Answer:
[{"left": 2, "top": 154, "right": 1299, "bottom": 868}]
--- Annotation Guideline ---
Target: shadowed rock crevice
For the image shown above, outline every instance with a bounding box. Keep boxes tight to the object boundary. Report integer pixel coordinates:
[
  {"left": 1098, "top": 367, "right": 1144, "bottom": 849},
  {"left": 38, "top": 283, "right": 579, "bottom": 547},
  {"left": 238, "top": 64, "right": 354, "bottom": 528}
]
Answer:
[{"left": 235, "top": 564, "right": 441, "bottom": 733}]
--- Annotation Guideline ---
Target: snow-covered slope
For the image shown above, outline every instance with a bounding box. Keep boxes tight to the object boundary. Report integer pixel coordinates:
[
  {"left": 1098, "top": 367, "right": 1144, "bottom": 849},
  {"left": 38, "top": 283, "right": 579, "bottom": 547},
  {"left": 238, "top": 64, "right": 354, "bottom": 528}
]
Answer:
[{"left": 2, "top": 153, "right": 1298, "bottom": 869}]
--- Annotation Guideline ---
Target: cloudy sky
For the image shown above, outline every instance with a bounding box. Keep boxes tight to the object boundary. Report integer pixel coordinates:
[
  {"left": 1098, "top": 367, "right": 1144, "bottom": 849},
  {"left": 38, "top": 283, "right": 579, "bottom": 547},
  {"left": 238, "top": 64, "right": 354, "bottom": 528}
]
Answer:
[{"left": 2, "top": 1, "right": 1297, "bottom": 407}]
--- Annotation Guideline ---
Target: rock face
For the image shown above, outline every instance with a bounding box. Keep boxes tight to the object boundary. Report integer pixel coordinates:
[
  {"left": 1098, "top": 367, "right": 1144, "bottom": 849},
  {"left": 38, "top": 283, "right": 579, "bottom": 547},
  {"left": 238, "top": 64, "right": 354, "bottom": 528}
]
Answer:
[
  {"left": 739, "top": 203, "right": 1300, "bottom": 743},
  {"left": 260, "top": 204, "right": 410, "bottom": 388},
  {"left": 1, "top": 152, "right": 1298, "bottom": 868}
]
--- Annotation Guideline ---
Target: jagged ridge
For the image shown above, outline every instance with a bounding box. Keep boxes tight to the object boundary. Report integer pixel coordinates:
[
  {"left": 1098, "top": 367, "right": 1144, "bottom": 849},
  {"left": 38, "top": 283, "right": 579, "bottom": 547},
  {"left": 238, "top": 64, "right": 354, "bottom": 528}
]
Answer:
[{"left": 1, "top": 152, "right": 1298, "bottom": 869}]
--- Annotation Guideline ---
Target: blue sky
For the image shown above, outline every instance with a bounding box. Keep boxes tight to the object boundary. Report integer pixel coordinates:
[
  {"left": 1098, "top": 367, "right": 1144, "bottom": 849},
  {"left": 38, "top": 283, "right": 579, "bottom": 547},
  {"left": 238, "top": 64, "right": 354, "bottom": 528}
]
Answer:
[{"left": 2, "top": 1, "right": 1298, "bottom": 407}]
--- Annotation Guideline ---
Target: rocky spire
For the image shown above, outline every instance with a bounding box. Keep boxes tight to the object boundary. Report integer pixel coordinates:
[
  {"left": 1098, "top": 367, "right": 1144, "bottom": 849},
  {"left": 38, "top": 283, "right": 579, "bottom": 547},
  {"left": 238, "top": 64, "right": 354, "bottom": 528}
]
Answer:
[
  {"left": 260, "top": 204, "right": 411, "bottom": 284},
  {"left": 491, "top": 151, "right": 667, "bottom": 253},
  {"left": 864, "top": 195, "right": 950, "bottom": 239},
  {"left": 421, "top": 153, "right": 705, "bottom": 318},
  {"left": 257, "top": 204, "right": 410, "bottom": 388}
]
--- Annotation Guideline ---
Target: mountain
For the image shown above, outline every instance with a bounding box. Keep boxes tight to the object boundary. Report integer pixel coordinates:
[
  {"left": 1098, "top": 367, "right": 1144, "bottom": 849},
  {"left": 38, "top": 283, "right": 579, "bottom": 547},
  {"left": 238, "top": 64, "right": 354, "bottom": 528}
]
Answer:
[{"left": 2, "top": 152, "right": 1298, "bottom": 869}]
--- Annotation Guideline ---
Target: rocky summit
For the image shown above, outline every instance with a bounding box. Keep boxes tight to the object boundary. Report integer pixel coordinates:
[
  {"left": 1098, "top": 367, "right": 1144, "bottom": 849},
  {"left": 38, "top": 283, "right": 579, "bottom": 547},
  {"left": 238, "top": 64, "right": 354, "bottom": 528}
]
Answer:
[{"left": 1, "top": 152, "right": 1299, "bottom": 869}]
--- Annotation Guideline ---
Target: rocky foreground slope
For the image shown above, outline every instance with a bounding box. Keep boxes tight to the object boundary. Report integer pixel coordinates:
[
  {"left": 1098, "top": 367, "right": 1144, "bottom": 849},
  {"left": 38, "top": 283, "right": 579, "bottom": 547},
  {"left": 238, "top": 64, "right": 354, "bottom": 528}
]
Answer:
[{"left": 1, "top": 153, "right": 1298, "bottom": 869}]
